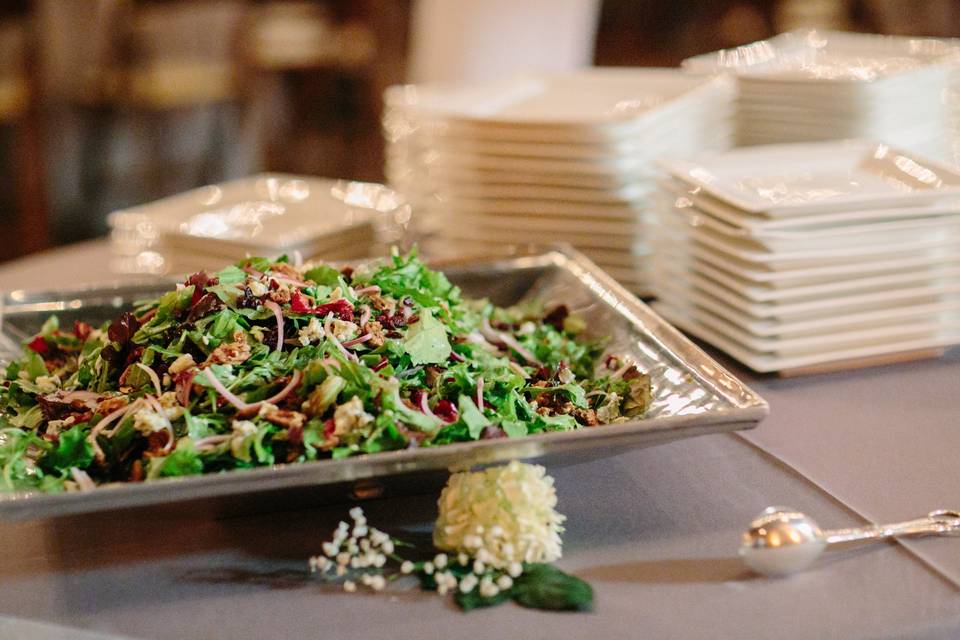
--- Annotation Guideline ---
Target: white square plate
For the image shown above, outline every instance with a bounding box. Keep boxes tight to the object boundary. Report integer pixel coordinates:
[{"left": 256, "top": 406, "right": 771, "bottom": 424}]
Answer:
[{"left": 659, "top": 140, "right": 960, "bottom": 217}]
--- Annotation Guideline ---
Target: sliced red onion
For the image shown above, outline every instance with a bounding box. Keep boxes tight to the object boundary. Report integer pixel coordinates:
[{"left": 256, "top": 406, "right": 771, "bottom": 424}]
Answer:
[
  {"left": 401, "top": 305, "right": 414, "bottom": 323},
  {"left": 481, "top": 318, "right": 541, "bottom": 366},
  {"left": 610, "top": 359, "right": 635, "bottom": 380},
  {"left": 354, "top": 285, "right": 381, "bottom": 296},
  {"left": 271, "top": 276, "right": 309, "bottom": 289},
  {"left": 476, "top": 376, "right": 484, "bottom": 412},
  {"left": 202, "top": 368, "right": 249, "bottom": 411},
  {"left": 194, "top": 434, "right": 230, "bottom": 450},
  {"left": 87, "top": 398, "right": 141, "bottom": 460},
  {"left": 372, "top": 358, "right": 389, "bottom": 372},
  {"left": 324, "top": 313, "right": 358, "bottom": 362},
  {"left": 243, "top": 266, "right": 264, "bottom": 278},
  {"left": 359, "top": 304, "right": 371, "bottom": 327},
  {"left": 144, "top": 394, "right": 164, "bottom": 415},
  {"left": 341, "top": 333, "right": 372, "bottom": 348},
  {"left": 135, "top": 363, "right": 163, "bottom": 396},
  {"left": 262, "top": 300, "right": 284, "bottom": 352},
  {"left": 260, "top": 369, "right": 302, "bottom": 406},
  {"left": 70, "top": 467, "right": 96, "bottom": 492},
  {"left": 419, "top": 392, "right": 437, "bottom": 420}
]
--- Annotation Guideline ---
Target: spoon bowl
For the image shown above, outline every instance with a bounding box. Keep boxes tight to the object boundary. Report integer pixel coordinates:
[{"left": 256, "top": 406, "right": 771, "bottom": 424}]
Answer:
[{"left": 739, "top": 506, "right": 827, "bottom": 576}]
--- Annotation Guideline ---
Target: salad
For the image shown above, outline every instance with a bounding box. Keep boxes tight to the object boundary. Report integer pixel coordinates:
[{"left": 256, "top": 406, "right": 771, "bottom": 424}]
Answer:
[{"left": 0, "top": 249, "right": 650, "bottom": 493}]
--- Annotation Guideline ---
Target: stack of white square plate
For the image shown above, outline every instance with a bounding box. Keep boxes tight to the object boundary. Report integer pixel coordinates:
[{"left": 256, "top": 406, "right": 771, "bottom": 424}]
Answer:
[
  {"left": 107, "top": 174, "right": 411, "bottom": 275},
  {"left": 683, "top": 30, "right": 960, "bottom": 166},
  {"left": 649, "top": 140, "right": 960, "bottom": 373},
  {"left": 382, "top": 68, "right": 735, "bottom": 294}
]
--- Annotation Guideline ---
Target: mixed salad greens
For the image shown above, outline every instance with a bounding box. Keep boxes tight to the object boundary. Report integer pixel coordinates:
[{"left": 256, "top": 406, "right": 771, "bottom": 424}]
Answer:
[{"left": 0, "top": 249, "right": 650, "bottom": 493}]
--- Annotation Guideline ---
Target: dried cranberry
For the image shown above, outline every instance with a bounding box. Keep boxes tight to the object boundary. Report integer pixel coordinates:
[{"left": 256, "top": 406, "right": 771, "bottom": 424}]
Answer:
[
  {"left": 73, "top": 321, "right": 93, "bottom": 341},
  {"left": 287, "top": 424, "right": 304, "bottom": 446},
  {"left": 187, "top": 292, "right": 223, "bottom": 323},
  {"left": 323, "top": 418, "right": 336, "bottom": 439},
  {"left": 26, "top": 336, "right": 48, "bottom": 354},
  {"left": 543, "top": 304, "right": 569, "bottom": 331},
  {"left": 433, "top": 399, "right": 458, "bottom": 423}
]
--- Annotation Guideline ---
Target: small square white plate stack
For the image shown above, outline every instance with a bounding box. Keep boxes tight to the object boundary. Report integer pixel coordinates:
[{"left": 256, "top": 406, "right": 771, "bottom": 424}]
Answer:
[
  {"left": 683, "top": 30, "right": 960, "bottom": 166},
  {"left": 108, "top": 174, "right": 411, "bottom": 275},
  {"left": 383, "top": 68, "right": 734, "bottom": 294},
  {"left": 650, "top": 140, "right": 960, "bottom": 373}
]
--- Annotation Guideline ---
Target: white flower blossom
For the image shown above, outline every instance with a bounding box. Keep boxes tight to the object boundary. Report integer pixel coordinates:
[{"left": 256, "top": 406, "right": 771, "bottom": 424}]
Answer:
[
  {"left": 400, "top": 561, "right": 414, "bottom": 574},
  {"left": 433, "top": 461, "right": 565, "bottom": 569},
  {"left": 459, "top": 574, "right": 478, "bottom": 593}
]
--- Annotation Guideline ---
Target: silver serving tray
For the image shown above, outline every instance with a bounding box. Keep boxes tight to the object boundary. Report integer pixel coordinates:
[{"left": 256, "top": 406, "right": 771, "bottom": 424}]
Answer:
[{"left": 0, "top": 247, "right": 767, "bottom": 521}]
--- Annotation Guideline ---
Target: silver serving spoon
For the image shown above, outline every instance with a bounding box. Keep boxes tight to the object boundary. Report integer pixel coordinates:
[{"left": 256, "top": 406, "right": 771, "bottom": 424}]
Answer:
[{"left": 740, "top": 506, "right": 960, "bottom": 577}]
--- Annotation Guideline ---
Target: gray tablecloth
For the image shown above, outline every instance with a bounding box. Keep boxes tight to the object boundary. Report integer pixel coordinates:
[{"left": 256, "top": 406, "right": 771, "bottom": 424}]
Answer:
[{"left": 1, "top": 242, "right": 958, "bottom": 640}]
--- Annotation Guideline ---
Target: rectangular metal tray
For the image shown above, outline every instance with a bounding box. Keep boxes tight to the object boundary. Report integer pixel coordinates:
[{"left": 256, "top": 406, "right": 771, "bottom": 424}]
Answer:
[{"left": 0, "top": 247, "right": 768, "bottom": 521}]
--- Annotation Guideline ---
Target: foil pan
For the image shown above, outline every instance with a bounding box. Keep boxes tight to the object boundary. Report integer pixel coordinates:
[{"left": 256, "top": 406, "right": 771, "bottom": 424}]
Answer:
[{"left": 0, "top": 246, "right": 767, "bottom": 521}]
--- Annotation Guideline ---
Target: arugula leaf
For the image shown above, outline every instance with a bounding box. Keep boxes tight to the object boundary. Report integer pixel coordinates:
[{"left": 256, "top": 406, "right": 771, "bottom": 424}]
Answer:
[
  {"left": 501, "top": 420, "right": 528, "bottom": 438},
  {"left": 457, "top": 395, "right": 487, "bottom": 440},
  {"left": 216, "top": 264, "right": 247, "bottom": 285},
  {"left": 304, "top": 264, "right": 342, "bottom": 287},
  {"left": 524, "top": 383, "right": 588, "bottom": 408},
  {"left": 148, "top": 441, "right": 204, "bottom": 478},
  {"left": 403, "top": 309, "right": 452, "bottom": 365},
  {"left": 43, "top": 426, "right": 94, "bottom": 471}
]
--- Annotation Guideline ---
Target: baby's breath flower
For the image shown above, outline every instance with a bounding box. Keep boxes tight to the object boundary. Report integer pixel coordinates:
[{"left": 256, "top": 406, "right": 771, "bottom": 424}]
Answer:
[
  {"left": 434, "top": 553, "right": 448, "bottom": 569},
  {"left": 370, "top": 574, "right": 386, "bottom": 591},
  {"left": 473, "top": 560, "right": 485, "bottom": 575},
  {"left": 336, "top": 552, "right": 350, "bottom": 567},
  {"left": 400, "top": 561, "right": 414, "bottom": 574},
  {"left": 322, "top": 542, "right": 338, "bottom": 557},
  {"left": 459, "top": 574, "right": 478, "bottom": 593},
  {"left": 343, "top": 580, "right": 356, "bottom": 593},
  {"left": 381, "top": 540, "right": 395, "bottom": 554},
  {"left": 458, "top": 553, "right": 470, "bottom": 566},
  {"left": 479, "top": 576, "right": 499, "bottom": 598},
  {"left": 507, "top": 562, "right": 523, "bottom": 578},
  {"left": 423, "top": 561, "right": 435, "bottom": 575},
  {"left": 433, "top": 461, "right": 566, "bottom": 569},
  {"left": 496, "top": 574, "right": 513, "bottom": 590}
]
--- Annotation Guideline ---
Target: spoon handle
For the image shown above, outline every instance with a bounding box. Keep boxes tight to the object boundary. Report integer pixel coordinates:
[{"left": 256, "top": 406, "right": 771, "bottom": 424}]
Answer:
[{"left": 823, "top": 510, "right": 960, "bottom": 546}]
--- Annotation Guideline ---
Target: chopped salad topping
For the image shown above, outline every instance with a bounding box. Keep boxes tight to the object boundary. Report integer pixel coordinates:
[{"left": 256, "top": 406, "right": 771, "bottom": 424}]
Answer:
[{"left": 0, "top": 249, "right": 650, "bottom": 493}]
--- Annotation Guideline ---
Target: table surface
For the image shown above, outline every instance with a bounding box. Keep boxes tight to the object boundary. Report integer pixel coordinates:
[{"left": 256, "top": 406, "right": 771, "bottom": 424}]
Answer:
[{"left": 1, "top": 241, "right": 958, "bottom": 640}]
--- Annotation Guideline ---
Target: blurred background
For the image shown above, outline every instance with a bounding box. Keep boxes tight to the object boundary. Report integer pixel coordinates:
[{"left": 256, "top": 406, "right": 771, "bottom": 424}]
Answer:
[{"left": 0, "top": 0, "right": 957, "bottom": 263}]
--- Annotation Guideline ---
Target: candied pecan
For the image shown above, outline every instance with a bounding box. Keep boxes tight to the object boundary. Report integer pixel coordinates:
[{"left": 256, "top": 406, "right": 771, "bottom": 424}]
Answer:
[
  {"left": 363, "top": 320, "right": 385, "bottom": 347},
  {"left": 96, "top": 396, "right": 129, "bottom": 416},
  {"left": 269, "top": 262, "right": 303, "bottom": 280},
  {"left": 268, "top": 287, "right": 292, "bottom": 304},
  {"left": 206, "top": 331, "right": 251, "bottom": 366},
  {"left": 572, "top": 407, "right": 599, "bottom": 426},
  {"left": 262, "top": 408, "right": 307, "bottom": 430},
  {"left": 370, "top": 294, "right": 397, "bottom": 315}
]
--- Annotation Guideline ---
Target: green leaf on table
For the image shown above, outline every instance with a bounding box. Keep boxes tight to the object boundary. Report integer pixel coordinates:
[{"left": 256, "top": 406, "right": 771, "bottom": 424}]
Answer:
[
  {"left": 512, "top": 564, "right": 594, "bottom": 612},
  {"left": 403, "top": 309, "right": 451, "bottom": 365}
]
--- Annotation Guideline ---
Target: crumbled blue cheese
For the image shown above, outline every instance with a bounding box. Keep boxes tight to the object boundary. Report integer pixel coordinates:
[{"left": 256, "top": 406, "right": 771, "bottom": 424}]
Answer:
[
  {"left": 158, "top": 391, "right": 185, "bottom": 421},
  {"left": 298, "top": 317, "right": 324, "bottom": 346},
  {"left": 333, "top": 396, "right": 373, "bottom": 437},
  {"left": 35, "top": 375, "right": 61, "bottom": 394},
  {"left": 247, "top": 279, "right": 268, "bottom": 297},
  {"left": 328, "top": 319, "right": 359, "bottom": 342},
  {"left": 133, "top": 409, "right": 170, "bottom": 435}
]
